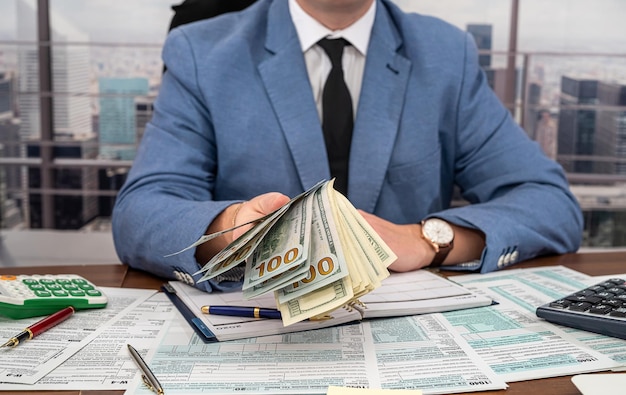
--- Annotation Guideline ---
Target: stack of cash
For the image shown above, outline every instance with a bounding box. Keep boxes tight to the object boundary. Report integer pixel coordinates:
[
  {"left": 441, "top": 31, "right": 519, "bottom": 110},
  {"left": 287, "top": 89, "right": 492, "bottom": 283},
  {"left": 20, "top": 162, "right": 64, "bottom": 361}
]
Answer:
[{"left": 184, "top": 180, "right": 396, "bottom": 325}]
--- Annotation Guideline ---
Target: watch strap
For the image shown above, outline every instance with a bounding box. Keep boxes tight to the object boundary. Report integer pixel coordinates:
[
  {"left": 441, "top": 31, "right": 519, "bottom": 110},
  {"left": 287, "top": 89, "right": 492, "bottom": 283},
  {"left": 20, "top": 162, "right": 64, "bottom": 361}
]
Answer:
[{"left": 429, "top": 243, "right": 452, "bottom": 267}]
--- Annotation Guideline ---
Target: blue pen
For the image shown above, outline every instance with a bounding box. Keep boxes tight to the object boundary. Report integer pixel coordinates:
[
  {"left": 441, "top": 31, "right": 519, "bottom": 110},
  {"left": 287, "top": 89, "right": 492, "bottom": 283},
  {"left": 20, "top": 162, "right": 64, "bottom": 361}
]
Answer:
[{"left": 201, "top": 305, "right": 282, "bottom": 320}]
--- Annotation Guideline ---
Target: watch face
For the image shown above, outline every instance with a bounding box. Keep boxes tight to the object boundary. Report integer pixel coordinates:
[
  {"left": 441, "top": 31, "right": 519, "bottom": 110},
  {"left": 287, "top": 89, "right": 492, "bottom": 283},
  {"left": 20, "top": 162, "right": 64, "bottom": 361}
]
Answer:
[{"left": 423, "top": 218, "right": 454, "bottom": 245}]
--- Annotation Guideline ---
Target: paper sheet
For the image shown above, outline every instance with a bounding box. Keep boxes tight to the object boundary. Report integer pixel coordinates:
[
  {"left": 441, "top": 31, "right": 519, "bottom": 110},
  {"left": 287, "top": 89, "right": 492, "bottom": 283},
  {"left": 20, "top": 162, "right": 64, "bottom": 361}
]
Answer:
[
  {"left": 450, "top": 266, "right": 622, "bottom": 381},
  {"left": 123, "top": 311, "right": 506, "bottom": 394},
  {"left": 0, "top": 287, "right": 162, "bottom": 389},
  {"left": 572, "top": 373, "right": 626, "bottom": 395}
]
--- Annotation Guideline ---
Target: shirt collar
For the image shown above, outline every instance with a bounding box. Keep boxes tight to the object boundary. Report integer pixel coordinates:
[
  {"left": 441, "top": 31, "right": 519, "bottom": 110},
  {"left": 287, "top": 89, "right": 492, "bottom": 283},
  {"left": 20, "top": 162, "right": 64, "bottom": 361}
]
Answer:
[{"left": 289, "top": 0, "right": 376, "bottom": 55}]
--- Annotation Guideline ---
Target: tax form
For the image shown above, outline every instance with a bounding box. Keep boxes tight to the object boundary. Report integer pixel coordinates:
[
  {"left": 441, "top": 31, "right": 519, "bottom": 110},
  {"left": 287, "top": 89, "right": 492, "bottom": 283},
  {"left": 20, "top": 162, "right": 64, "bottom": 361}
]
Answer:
[
  {"left": 123, "top": 311, "right": 507, "bottom": 394},
  {"left": 449, "top": 266, "right": 621, "bottom": 382},
  {"left": 0, "top": 287, "right": 158, "bottom": 387}
]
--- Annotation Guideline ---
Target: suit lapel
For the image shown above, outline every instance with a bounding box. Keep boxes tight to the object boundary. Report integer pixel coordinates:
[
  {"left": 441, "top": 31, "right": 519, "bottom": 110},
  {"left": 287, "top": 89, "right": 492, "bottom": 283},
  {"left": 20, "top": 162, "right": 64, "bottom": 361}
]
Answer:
[
  {"left": 258, "top": 0, "right": 329, "bottom": 191},
  {"left": 349, "top": 2, "right": 411, "bottom": 211}
]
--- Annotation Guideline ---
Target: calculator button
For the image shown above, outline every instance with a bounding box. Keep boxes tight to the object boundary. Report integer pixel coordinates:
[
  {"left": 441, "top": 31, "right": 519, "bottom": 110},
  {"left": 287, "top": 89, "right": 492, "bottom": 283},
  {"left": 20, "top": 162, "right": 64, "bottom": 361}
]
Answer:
[
  {"left": 609, "top": 308, "right": 626, "bottom": 318},
  {"left": 589, "top": 304, "right": 613, "bottom": 315},
  {"left": 566, "top": 295, "right": 602, "bottom": 304},
  {"left": 62, "top": 284, "right": 79, "bottom": 291},
  {"left": 22, "top": 278, "right": 39, "bottom": 285},
  {"left": 79, "top": 284, "right": 95, "bottom": 291},
  {"left": 605, "top": 299, "right": 623, "bottom": 308},
  {"left": 569, "top": 302, "right": 592, "bottom": 311},
  {"left": 606, "top": 287, "right": 625, "bottom": 295},
  {"left": 596, "top": 292, "right": 615, "bottom": 299},
  {"left": 56, "top": 279, "right": 71, "bottom": 285},
  {"left": 549, "top": 299, "right": 571, "bottom": 309},
  {"left": 52, "top": 290, "right": 68, "bottom": 297},
  {"left": 28, "top": 283, "right": 46, "bottom": 291},
  {"left": 71, "top": 278, "right": 88, "bottom": 285},
  {"left": 86, "top": 289, "right": 102, "bottom": 297},
  {"left": 34, "top": 290, "right": 52, "bottom": 297},
  {"left": 40, "top": 279, "right": 56, "bottom": 285},
  {"left": 45, "top": 284, "right": 62, "bottom": 291},
  {"left": 69, "top": 290, "right": 86, "bottom": 297},
  {"left": 0, "top": 275, "right": 17, "bottom": 280}
]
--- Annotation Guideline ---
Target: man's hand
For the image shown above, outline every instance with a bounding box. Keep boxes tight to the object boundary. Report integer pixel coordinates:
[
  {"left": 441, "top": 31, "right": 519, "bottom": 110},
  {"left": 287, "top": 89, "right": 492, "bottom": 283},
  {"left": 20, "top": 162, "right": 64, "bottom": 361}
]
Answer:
[
  {"left": 195, "top": 192, "right": 290, "bottom": 264},
  {"left": 231, "top": 193, "right": 291, "bottom": 239},
  {"left": 358, "top": 210, "right": 434, "bottom": 272},
  {"left": 358, "top": 210, "right": 486, "bottom": 272}
]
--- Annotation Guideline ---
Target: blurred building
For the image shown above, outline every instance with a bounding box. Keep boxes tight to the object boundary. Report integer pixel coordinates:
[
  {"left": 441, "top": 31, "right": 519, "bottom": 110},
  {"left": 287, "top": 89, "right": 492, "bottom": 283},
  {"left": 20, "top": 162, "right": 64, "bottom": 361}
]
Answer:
[
  {"left": 524, "top": 82, "right": 543, "bottom": 139},
  {"left": 557, "top": 76, "right": 598, "bottom": 174},
  {"left": 16, "top": 0, "right": 92, "bottom": 141},
  {"left": 466, "top": 24, "right": 492, "bottom": 68},
  {"left": 27, "top": 135, "right": 99, "bottom": 229},
  {"left": 466, "top": 23, "right": 519, "bottom": 110},
  {"left": 98, "top": 77, "right": 149, "bottom": 160},
  {"left": 594, "top": 81, "right": 626, "bottom": 175}
]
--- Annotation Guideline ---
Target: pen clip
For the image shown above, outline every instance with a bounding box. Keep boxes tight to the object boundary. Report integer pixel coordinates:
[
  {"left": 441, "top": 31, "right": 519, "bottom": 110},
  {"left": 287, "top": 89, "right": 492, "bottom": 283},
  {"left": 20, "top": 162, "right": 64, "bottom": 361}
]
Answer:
[
  {"left": 141, "top": 374, "right": 156, "bottom": 393},
  {"left": 309, "top": 314, "right": 333, "bottom": 321}
]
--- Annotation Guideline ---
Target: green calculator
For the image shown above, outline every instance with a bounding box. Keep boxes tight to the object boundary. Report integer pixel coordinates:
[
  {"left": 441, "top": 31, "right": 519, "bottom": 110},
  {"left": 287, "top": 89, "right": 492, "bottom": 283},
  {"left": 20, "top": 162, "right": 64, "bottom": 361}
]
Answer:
[{"left": 0, "top": 274, "right": 108, "bottom": 319}]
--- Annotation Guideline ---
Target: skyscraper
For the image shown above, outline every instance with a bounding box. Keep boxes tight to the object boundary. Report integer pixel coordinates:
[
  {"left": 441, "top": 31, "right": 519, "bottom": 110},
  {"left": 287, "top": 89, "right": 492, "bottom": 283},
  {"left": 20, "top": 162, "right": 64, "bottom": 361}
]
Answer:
[
  {"left": 17, "top": 0, "right": 94, "bottom": 229},
  {"left": 98, "top": 77, "right": 149, "bottom": 160},
  {"left": 466, "top": 23, "right": 517, "bottom": 109},
  {"left": 16, "top": 0, "right": 92, "bottom": 141},
  {"left": 466, "top": 24, "right": 492, "bottom": 68},
  {"left": 594, "top": 81, "right": 626, "bottom": 175},
  {"left": 0, "top": 71, "right": 11, "bottom": 119},
  {"left": 27, "top": 136, "right": 99, "bottom": 229},
  {"left": 557, "top": 76, "right": 598, "bottom": 174}
]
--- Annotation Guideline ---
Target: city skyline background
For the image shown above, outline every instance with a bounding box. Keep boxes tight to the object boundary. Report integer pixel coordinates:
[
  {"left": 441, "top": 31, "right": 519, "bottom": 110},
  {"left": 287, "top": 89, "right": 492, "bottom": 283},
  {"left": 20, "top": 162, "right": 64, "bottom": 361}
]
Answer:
[
  {"left": 0, "top": 0, "right": 625, "bottom": 53},
  {"left": 1, "top": 0, "right": 626, "bottom": 247}
]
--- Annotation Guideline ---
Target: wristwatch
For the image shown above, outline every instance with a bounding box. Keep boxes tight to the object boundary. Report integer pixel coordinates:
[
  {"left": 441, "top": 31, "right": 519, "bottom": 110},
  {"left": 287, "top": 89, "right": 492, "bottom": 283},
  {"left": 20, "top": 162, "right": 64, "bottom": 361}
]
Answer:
[{"left": 420, "top": 218, "right": 455, "bottom": 267}]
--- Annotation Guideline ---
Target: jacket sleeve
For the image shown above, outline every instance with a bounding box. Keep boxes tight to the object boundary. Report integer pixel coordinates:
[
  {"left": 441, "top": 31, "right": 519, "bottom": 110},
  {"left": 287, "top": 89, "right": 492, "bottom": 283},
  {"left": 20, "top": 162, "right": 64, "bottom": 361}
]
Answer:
[
  {"left": 112, "top": 28, "right": 238, "bottom": 292},
  {"left": 433, "top": 33, "right": 583, "bottom": 273}
]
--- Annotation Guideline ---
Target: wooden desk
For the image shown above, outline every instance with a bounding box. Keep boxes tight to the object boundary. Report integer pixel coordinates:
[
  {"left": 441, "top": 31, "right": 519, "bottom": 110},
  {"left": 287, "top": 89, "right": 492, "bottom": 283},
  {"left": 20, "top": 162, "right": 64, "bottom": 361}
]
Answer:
[{"left": 3, "top": 251, "right": 624, "bottom": 395}]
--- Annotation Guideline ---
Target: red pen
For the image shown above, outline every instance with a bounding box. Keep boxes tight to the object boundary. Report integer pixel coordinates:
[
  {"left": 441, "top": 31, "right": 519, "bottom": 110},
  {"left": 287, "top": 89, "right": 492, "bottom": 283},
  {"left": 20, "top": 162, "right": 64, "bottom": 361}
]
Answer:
[{"left": 1, "top": 306, "right": 75, "bottom": 348}]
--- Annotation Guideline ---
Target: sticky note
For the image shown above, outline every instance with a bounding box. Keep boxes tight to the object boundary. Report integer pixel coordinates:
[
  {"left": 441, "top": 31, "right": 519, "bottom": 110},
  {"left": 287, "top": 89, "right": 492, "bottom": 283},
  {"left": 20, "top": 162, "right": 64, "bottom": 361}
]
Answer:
[{"left": 327, "top": 386, "right": 423, "bottom": 395}]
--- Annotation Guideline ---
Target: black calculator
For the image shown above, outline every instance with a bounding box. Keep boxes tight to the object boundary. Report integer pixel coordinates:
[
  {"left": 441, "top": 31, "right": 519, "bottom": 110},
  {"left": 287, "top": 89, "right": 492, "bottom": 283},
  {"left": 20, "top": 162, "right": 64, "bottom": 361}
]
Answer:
[{"left": 536, "top": 277, "right": 626, "bottom": 340}]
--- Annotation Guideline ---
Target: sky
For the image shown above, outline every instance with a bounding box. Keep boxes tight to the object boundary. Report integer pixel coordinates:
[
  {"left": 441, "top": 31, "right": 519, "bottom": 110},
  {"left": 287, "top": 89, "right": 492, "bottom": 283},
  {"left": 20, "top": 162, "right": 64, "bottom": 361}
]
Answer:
[{"left": 1, "top": 0, "right": 625, "bottom": 52}]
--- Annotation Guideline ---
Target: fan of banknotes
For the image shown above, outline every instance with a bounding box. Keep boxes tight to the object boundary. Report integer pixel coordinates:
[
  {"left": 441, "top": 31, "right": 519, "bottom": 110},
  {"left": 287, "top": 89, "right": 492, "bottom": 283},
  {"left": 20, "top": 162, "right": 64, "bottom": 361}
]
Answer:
[{"left": 174, "top": 180, "right": 397, "bottom": 326}]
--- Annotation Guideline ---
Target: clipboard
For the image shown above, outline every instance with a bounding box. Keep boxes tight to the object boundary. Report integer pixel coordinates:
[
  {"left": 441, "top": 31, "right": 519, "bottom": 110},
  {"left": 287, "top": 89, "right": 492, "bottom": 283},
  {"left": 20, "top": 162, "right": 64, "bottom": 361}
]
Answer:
[{"left": 161, "top": 283, "right": 217, "bottom": 343}]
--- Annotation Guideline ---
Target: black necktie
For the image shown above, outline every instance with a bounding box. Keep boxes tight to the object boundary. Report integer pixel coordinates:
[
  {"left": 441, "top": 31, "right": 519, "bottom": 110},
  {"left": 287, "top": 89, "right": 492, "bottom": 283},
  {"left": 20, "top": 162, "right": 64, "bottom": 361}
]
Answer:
[{"left": 318, "top": 38, "right": 353, "bottom": 195}]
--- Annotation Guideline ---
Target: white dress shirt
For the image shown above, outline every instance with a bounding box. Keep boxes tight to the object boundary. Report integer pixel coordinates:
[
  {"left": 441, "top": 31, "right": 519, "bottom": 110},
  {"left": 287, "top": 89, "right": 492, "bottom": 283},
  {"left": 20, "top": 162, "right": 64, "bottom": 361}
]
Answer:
[{"left": 288, "top": 0, "right": 376, "bottom": 121}]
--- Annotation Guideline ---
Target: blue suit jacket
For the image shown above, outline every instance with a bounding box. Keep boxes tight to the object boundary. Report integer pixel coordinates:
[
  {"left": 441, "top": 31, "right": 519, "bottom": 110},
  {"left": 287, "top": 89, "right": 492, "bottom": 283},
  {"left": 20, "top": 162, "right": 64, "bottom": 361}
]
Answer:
[{"left": 112, "top": 0, "right": 583, "bottom": 292}]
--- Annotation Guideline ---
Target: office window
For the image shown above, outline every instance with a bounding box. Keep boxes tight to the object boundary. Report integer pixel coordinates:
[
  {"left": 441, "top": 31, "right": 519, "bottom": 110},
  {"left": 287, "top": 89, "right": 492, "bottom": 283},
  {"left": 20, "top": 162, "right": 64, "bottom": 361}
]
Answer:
[{"left": 1, "top": 0, "right": 626, "bottom": 249}]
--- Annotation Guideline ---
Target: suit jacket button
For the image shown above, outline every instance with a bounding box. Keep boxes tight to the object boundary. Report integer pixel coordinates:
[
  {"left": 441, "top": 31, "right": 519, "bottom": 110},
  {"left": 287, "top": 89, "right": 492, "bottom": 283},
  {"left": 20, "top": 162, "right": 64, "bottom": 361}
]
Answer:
[{"left": 182, "top": 273, "right": 195, "bottom": 286}]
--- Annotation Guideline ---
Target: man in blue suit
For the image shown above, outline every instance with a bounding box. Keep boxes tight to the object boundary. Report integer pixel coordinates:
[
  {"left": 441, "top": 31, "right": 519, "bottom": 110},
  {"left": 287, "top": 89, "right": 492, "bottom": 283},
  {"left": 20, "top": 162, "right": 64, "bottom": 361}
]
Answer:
[{"left": 112, "top": 0, "right": 583, "bottom": 292}]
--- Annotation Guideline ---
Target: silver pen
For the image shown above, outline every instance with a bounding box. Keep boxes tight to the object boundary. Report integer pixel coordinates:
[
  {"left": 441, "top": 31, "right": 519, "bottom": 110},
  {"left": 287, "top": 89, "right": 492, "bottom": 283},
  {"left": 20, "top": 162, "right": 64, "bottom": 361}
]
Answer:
[{"left": 127, "top": 343, "right": 165, "bottom": 395}]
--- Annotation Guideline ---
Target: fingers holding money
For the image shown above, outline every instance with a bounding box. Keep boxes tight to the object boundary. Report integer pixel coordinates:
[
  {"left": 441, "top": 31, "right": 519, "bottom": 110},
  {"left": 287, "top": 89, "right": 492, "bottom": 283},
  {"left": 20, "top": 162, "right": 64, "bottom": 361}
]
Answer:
[
  {"left": 232, "top": 192, "right": 291, "bottom": 240},
  {"left": 189, "top": 192, "right": 290, "bottom": 264}
]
